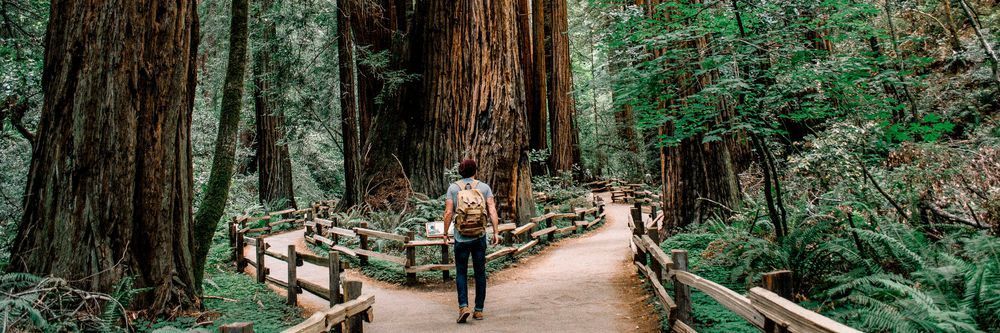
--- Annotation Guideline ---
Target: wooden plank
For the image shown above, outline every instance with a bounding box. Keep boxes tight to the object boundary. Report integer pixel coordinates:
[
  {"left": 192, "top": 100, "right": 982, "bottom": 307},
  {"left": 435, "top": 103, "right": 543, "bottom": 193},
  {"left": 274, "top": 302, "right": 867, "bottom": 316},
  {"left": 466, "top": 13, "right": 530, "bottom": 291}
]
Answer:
[
  {"left": 636, "top": 262, "right": 677, "bottom": 311},
  {"left": 551, "top": 213, "right": 578, "bottom": 219},
  {"left": 672, "top": 321, "right": 697, "bottom": 333},
  {"left": 298, "top": 278, "right": 331, "bottom": 301},
  {"left": 575, "top": 220, "right": 589, "bottom": 228},
  {"left": 586, "top": 217, "right": 603, "bottom": 228},
  {"left": 281, "top": 294, "right": 375, "bottom": 333},
  {"left": 298, "top": 251, "right": 329, "bottom": 267},
  {"left": 270, "top": 208, "right": 296, "bottom": 216},
  {"left": 642, "top": 235, "right": 673, "bottom": 267},
  {"left": 354, "top": 227, "right": 407, "bottom": 242},
  {"left": 748, "top": 287, "right": 860, "bottom": 333},
  {"left": 555, "top": 225, "right": 576, "bottom": 236},
  {"left": 327, "top": 226, "right": 357, "bottom": 238},
  {"left": 632, "top": 235, "right": 646, "bottom": 252},
  {"left": 283, "top": 313, "right": 325, "bottom": 333},
  {"left": 405, "top": 264, "right": 455, "bottom": 273},
  {"left": 530, "top": 226, "right": 558, "bottom": 239},
  {"left": 674, "top": 271, "right": 764, "bottom": 328},
  {"left": 405, "top": 239, "right": 450, "bottom": 247},
  {"left": 494, "top": 223, "right": 517, "bottom": 233},
  {"left": 515, "top": 239, "right": 539, "bottom": 255},
  {"left": 265, "top": 275, "right": 288, "bottom": 288},
  {"left": 512, "top": 222, "right": 537, "bottom": 236},
  {"left": 243, "top": 236, "right": 259, "bottom": 247},
  {"left": 529, "top": 213, "right": 554, "bottom": 223},
  {"left": 354, "top": 248, "right": 407, "bottom": 265},
  {"left": 486, "top": 247, "right": 516, "bottom": 261},
  {"left": 330, "top": 245, "right": 358, "bottom": 257},
  {"left": 314, "top": 218, "right": 333, "bottom": 227},
  {"left": 264, "top": 248, "right": 290, "bottom": 262}
]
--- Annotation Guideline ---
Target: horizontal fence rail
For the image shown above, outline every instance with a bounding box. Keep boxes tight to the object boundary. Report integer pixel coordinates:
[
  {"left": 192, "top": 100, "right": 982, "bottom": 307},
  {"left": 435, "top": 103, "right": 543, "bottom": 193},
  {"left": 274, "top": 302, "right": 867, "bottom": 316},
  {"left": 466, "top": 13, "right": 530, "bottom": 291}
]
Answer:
[{"left": 627, "top": 199, "right": 861, "bottom": 333}]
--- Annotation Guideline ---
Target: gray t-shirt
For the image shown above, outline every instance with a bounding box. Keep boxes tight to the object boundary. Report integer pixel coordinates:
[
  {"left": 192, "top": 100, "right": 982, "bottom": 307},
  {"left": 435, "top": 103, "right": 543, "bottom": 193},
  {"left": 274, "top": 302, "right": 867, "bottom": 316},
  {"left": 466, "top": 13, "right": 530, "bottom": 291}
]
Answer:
[{"left": 447, "top": 178, "right": 494, "bottom": 243}]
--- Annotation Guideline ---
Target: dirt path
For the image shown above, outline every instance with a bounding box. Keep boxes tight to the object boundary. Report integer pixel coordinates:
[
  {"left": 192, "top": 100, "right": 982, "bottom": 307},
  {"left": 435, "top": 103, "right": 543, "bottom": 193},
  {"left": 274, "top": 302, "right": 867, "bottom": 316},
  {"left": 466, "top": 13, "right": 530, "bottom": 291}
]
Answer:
[{"left": 245, "top": 194, "right": 658, "bottom": 332}]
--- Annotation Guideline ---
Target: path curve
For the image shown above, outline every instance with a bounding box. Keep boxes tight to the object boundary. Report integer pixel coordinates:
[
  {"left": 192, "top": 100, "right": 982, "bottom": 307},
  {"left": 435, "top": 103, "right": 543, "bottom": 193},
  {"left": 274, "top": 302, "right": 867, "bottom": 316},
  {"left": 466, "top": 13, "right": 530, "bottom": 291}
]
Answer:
[{"left": 246, "top": 193, "right": 658, "bottom": 332}]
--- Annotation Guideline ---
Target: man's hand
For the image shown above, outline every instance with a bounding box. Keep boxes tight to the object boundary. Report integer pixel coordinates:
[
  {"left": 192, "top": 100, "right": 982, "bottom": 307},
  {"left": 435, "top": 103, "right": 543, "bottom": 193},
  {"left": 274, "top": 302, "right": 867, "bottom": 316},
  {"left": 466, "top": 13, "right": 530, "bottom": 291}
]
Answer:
[{"left": 490, "top": 232, "right": 502, "bottom": 246}]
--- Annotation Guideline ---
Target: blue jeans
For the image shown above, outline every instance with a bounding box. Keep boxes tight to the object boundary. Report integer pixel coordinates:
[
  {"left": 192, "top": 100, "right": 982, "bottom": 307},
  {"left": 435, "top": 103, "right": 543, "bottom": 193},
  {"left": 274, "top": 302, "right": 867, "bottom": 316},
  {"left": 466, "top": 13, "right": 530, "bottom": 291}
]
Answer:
[{"left": 454, "top": 236, "right": 487, "bottom": 311}]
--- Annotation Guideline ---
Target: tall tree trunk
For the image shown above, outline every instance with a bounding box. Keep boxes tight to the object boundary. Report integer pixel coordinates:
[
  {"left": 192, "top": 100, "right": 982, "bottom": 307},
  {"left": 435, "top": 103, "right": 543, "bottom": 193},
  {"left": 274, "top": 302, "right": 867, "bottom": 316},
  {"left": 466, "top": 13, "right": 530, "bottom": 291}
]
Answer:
[
  {"left": 338, "top": 0, "right": 362, "bottom": 208},
  {"left": 410, "top": 0, "right": 536, "bottom": 223},
  {"left": 193, "top": 0, "right": 250, "bottom": 288},
  {"left": 346, "top": 0, "right": 416, "bottom": 208},
  {"left": 942, "top": 0, "right": 965, "bottom": 54},
  {"left": 9, "top": 0, "right": 200, "bottom": 314},
  {"left": 252, "top": 1, "right": 297, "bottom": 209},
  {"left": 530, "top": 0, "right": 549, "bottom": 176},
  {"left": 546, "top": 0, "right": 579, "bottom": 173}
]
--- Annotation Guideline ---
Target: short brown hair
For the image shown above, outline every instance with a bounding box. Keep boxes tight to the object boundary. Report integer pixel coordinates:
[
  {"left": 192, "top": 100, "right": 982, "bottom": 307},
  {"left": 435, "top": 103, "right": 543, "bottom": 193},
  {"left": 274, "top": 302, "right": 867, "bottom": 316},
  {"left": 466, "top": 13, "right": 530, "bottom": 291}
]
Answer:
[{"left": 458, "top": 159, "right": 478, "bottom": 178}]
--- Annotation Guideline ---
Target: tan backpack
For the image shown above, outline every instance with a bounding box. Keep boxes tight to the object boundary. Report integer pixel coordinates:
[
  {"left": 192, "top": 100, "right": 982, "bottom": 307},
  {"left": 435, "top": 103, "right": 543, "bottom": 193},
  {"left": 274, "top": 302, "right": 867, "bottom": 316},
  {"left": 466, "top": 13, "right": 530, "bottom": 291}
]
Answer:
[{"left": 454, "top": 180, "right": 487, "bottom": 237}]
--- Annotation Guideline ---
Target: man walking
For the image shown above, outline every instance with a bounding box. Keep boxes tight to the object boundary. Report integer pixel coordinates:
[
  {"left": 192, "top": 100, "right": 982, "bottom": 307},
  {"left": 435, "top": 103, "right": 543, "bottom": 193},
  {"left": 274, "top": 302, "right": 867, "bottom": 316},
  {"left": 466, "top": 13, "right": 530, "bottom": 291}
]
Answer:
[{"left": 443, "top": 159, "right": 501, "bottom": 323}]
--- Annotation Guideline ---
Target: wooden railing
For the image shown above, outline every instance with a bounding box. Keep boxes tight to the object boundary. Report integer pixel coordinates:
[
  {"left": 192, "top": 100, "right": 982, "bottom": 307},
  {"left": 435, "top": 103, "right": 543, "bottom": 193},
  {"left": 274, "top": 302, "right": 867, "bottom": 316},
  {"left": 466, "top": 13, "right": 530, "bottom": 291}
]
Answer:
[
  {"left": 298, "top": 195, "right": 607, "bottom": 285},
  {"left": 628, "top": 201, "right": 861, "bottom": 333}
]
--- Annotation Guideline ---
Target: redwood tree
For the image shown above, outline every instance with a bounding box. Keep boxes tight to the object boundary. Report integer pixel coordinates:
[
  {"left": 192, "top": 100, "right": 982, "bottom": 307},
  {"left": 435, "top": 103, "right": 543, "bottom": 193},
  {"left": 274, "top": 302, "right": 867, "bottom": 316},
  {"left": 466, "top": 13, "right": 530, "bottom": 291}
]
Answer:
[
  {"left": 409, "top": 0, "right": 536, "bottom": 223},
  {"left": 546, "top": 0, "right": 581, "bottom": 172},
  {"left": 252, "top": 0, "right": 297, "bottom": 209},
  {"left": 337, "top": 0, "right": 362, "bottom": 208},
  {"left": 9, "top": 0, "right": 200, "bottom": 314},
  {"left": 193, "top": 0, "right": 250, "bottom": 286}
]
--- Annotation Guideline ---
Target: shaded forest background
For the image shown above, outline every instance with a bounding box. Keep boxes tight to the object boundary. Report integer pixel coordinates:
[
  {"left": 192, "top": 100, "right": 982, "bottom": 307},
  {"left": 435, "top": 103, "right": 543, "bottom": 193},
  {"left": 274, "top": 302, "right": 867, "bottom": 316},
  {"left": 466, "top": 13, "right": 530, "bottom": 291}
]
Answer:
[{"left": 1, "top": 0, "right": 1000, "bottom": 331}]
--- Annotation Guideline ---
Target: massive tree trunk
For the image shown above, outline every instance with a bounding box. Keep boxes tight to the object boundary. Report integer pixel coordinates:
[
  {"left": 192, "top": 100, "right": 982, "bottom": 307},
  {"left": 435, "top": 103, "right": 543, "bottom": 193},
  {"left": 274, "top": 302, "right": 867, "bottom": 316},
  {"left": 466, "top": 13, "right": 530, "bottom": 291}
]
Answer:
[
  {"left": 410, "top": 0, "right": 535, "bottom": 223},
  {"left": 252, "top": 1, "right": 297, "bottom": 209},
  {"left": 9, "top": 0, "right": 200, "bottom": 314},
  {"left": 193, "top": 0, "right": 250, "bottom": 287},
  {"left": 530, "top": 0, "right": 549, "bottom": 176},
  {"left": 653, "top": 0, "right": 742, "bottom": 232},
  {"left": 352, "top": 0, "right": 415, "bottom": 208},
  {"left": 546, "top": 0, "right": 580, "bottom": 173},
  {"left": 338, "top": 0, "right": 362, "bottom": 208}
]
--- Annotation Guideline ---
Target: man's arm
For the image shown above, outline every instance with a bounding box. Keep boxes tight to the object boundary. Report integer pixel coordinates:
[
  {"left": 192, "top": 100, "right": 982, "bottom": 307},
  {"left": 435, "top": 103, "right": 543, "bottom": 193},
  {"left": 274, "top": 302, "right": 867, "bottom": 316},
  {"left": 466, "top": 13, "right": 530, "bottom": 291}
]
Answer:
[
  {"left": 443, "top": 199, "right": 454, "bottom": 239},
  {"left": 487, "top": 197, "right": 500, "bottom": 244}
]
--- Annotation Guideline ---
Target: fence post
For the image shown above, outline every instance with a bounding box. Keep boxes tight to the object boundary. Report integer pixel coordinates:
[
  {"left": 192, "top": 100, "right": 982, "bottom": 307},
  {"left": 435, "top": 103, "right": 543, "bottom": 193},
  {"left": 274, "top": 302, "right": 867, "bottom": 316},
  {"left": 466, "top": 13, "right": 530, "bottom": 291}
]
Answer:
[
  {"left": 547, "top": 216, "right": 555, "bottom": 242},
  {"left": 305, "top": 207, "right": 315, "bottom": 235},
  {"left": 576, "top": 211, "right": 585, "bottom": 234},
  {"left": 287, "top": 245, "right": 298, "bottom": 305},
  {"left": 255, "top": 237, "right": 267, "bottom": 283},
  {"left": 405, "top": 231, "right": 417, "bottom": 285},
  {"left": 235, "top": 228, "right": 246, "bottom": 273},
  {"left": 228, "top": 217, "right": 237, "bottom": 249},
  {"left": 647, "top": 228, "right": 663, "bottom": 281},
  {"left": 761, "top": 270, "right": 793, "bottom": 333},
  {"left": 329, "top": 252, "right": 342, "bottom": 306},
  {"left": 219, "top": 322, "right": 253, "bottom": 332},
  {"left": 343, "top": 280, "right": 364, "bottom": 333},
  {"left": 358, "top": 221, "right": 369, "bottom": 266},
  {"left": 440, "top": 243, "right": 451, "bottom": 281},
  {"left": 631, "top": 207, "right": 646, "bottom": 264},
  {"left": 671, "top": 250, "right": 692, "bottom": 327}
]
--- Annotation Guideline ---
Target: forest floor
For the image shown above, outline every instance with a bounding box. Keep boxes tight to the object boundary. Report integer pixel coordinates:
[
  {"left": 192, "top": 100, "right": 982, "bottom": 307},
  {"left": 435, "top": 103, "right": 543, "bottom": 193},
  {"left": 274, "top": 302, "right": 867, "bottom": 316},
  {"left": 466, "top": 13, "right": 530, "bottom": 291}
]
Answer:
[{"left": 244, "top": 193, "right": 660, "bottom": 332}]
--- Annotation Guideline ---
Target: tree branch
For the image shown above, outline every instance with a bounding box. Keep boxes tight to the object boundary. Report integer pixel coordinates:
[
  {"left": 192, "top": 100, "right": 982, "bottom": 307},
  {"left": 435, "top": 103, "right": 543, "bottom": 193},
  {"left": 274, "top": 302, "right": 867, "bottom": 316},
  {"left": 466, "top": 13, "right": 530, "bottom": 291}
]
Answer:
[{"left": 926, "top": 202, "right": 987, "bottom": 229}]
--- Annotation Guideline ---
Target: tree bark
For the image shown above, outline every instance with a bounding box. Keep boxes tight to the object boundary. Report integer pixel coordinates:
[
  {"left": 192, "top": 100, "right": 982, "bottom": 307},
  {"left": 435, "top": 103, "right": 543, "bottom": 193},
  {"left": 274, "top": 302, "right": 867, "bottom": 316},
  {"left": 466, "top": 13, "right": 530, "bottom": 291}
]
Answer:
[
  {"left": 530, "top": 0, "right": 549, "bottom": 176},
  {"left": 338, "top": 0, "right": 362, "bottom": 208},
  {"left": 546, "top": 0, "right": 579, "bottom": 173},
  {"left": 10, "top": 0, "right": 200, "bottom": 314},
  {"left": 252, "top": 0, "right": 297, "bottom": 209},
  {"left": 193, "top": 0, "right": 250, "bottom": 288},
  {"left": 409, "top": 0, "right": 536, "bottom": 223}
]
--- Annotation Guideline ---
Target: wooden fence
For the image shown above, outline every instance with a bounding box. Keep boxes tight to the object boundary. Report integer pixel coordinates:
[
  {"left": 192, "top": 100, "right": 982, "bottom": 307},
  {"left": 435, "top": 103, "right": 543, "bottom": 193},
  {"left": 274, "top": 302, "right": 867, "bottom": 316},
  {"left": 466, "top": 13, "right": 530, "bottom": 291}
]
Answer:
[
  {"left": 226, "top": 193, "right": 605, "bottom": 331},
  {"left": 298, "top": 195, "right": 607, "bottom": 285},
  {"left": 627, "top": 201, "right": 861, "bottom": 333}
]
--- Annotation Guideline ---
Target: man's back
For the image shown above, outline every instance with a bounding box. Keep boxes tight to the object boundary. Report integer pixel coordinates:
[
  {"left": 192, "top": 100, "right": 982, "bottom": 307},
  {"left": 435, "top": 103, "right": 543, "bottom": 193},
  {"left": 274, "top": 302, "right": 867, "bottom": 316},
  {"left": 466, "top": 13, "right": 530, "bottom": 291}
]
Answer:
[{"left": 447, "top": 178, "right": 493, "bottom": 242}]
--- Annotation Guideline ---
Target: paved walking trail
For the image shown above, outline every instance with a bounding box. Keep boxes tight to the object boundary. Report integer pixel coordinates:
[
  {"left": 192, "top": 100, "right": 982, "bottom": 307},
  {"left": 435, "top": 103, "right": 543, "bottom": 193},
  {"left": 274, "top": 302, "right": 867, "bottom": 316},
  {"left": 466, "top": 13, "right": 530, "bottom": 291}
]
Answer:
[{"left": 246, "top": 193, "right": 659, "bottom": 332}]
